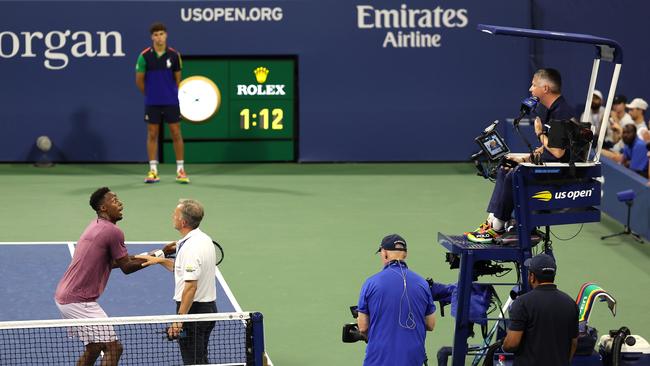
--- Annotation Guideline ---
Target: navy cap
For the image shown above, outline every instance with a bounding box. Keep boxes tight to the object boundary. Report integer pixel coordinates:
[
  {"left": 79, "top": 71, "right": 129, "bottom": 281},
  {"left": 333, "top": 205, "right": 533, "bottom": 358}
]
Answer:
[
  {"left": 376, "top": 234, "right": 407, "bottom": 253},
  {"left": 613, "top": 94, "right": 627, "bottom": 105},
  {"left": 524, "top": 253, "right": 557, "bottom": 276}
]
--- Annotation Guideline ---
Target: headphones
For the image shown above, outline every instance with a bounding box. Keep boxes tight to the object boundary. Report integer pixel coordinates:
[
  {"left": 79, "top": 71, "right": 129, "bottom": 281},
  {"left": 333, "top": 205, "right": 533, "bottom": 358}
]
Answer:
[{"left": 387, "top": 259, "right": 416, "bottom": 330}]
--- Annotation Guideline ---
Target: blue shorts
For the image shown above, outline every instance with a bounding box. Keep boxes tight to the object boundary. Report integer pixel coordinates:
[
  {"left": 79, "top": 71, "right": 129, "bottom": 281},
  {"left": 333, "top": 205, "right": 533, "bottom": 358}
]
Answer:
[{"left": 145, "top": 105, "right": 181, "bottom": 124}]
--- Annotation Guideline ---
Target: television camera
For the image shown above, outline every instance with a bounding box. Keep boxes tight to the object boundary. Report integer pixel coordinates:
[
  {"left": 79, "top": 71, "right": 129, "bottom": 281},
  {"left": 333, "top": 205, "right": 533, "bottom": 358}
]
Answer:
[{"left": 341, "top": 306, "right": 367, "bottom": 343}]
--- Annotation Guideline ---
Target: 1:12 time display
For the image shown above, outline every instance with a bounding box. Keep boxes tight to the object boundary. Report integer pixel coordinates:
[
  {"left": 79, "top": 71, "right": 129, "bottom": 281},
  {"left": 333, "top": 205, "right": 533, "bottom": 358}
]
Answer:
[{"left": 240, "top": 108, "right": 284, "bottom": 130}]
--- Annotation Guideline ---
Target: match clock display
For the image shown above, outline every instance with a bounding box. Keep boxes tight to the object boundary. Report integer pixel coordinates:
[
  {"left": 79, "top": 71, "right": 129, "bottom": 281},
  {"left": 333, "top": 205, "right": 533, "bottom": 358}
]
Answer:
[{"left": 163, "top": 57, "right": 296, "bottom": 163}]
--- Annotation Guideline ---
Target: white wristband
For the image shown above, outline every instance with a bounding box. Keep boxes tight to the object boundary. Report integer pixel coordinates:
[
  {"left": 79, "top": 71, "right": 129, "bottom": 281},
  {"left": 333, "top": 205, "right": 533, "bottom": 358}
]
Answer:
[{"left": 140, "top": 250, "right": 164, "bottom": 258}]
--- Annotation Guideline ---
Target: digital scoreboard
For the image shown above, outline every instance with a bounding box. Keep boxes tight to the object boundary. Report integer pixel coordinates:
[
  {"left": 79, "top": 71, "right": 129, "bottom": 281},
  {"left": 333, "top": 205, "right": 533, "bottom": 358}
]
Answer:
[{"left": 163, "top": 57, "right": 297, "bottom": 163}]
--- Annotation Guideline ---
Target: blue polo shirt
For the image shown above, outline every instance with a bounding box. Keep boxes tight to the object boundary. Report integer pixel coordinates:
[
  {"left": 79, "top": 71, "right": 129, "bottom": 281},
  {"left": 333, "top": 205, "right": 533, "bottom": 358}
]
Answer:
[
  {"left": 537, "top": 95, "right": 575, "bottom": 163},
  {"left": 623, "top": 137, "right": 649, "bottom": 175},
  {"left": 357, "top": 261, "right": 436, "bottom": 366},
  {"left": 135, "top": 46, "right": 182, "bottom": 106}
]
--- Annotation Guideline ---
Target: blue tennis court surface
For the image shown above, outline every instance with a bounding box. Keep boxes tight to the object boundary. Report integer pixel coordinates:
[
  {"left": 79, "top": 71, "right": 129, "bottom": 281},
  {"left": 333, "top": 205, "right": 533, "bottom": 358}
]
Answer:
[{"left": 0, "top": 242, "right": 242, "bottom": 321}]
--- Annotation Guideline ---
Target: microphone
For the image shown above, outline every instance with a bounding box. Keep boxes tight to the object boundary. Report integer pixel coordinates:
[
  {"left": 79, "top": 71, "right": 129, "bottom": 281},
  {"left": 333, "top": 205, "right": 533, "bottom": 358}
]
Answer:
[
  {"left": 514, "top": 96, "right": 539, "bottom": 127},
  {"left": 483, "top": 120, "right": 499, "bottom": 134},
  {"left": 520, "top": 96, "right": 539, "bottom": 114}
]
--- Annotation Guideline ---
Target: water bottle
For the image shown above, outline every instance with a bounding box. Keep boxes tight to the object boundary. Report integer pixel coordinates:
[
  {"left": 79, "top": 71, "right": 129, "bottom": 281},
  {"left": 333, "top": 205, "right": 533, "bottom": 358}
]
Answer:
[{"left": 496, "top": 354, "right": 506, "bottom": 366}]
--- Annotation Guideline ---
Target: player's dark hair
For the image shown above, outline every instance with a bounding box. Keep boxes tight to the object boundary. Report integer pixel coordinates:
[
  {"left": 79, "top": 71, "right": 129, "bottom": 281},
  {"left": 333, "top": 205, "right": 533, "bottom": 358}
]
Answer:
[
  {"left": 150, "top": 22, "right": 167, "bottom": 34},
  {"left": 90, "top": 187, "right": 111, "bottom": 212},
  {"left": 535, "top": 68, "right": 562, "bottom": 94}
]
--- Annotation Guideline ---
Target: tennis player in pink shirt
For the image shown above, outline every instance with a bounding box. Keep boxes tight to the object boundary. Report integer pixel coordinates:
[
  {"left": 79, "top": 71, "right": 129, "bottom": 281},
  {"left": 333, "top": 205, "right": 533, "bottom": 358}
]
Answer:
[{"left": 54, "top": 187, "right": 152, "bottom": 366}]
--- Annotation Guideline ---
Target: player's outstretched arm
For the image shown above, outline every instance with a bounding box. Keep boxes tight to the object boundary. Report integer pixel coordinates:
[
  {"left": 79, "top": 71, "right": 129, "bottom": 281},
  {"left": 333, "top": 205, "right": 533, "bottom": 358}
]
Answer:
[
  {"left": 135, "top": 254, "right": 174, "bottom": 272},
  {"left": 114, "top": 255, "right": 148, "bottom": 274},
  {"left": 162, "top": 241, "right": 176, "bottom": 256}
]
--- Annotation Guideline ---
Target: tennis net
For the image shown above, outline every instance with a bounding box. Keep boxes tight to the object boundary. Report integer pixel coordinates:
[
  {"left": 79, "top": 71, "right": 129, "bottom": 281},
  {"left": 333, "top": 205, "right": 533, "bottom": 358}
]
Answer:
[{"left": 0, "top": 311, "right": 265, "bottom": 365}]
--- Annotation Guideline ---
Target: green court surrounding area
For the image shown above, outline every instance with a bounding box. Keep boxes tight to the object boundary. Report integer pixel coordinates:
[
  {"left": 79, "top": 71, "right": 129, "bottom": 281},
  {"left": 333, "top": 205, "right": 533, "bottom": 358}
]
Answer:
[{"left": 0, "top": 163, "right": 648, "bottom": 365}]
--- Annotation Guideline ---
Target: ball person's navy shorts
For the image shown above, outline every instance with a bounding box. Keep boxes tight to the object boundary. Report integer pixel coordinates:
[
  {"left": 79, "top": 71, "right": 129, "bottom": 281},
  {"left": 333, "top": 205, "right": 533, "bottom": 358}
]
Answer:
[{"left": 145, "top": 105, "right": 181, "bottom": 124}]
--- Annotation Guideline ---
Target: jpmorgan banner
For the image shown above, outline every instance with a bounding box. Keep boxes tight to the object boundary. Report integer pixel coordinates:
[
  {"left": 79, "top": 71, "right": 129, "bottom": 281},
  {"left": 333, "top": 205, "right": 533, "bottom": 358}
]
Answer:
[{"left": 0, "top": 30, "right": 125, "bottom": 70}]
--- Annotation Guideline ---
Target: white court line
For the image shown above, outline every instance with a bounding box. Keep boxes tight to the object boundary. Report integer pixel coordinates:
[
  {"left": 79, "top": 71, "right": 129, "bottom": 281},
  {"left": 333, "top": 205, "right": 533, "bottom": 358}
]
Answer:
[
  {"left": 66, "top": 242, "right": 75, "bottom": 257},
  {"left": 214, "top": 267, "right": 243, "bottom": 312}
]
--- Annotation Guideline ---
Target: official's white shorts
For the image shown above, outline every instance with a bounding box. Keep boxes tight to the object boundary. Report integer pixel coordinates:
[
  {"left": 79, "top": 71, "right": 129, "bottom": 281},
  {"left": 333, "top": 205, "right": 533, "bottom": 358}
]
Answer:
[{"left": 55, "top": 300, "right": 118, "bottom": 345}]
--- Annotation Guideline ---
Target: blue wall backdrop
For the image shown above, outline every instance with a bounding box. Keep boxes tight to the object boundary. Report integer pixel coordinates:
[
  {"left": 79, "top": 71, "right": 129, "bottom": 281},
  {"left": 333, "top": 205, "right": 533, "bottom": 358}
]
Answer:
[{"left": 0, "top": 1, "right": 647, "bottom": 162}]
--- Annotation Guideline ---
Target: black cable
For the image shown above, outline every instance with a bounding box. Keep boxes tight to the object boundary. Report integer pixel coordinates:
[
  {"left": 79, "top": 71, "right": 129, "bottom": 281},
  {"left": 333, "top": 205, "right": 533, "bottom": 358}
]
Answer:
[
  {"left": 493, "top": 268, "right": 512, "bottom": 278},
  {"left": 550, "top": 224, "right": 584, "bottom": 241}
]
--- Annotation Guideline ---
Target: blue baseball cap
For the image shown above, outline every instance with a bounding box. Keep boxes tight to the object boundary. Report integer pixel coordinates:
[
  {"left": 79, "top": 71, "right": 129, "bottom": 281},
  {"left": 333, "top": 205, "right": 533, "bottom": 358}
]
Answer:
[
  {"left": 376, "top": 234, "right": 407, "bottom": 253},
  {"left": 524, "top": 253, "right": 557, "bottom": 276}
]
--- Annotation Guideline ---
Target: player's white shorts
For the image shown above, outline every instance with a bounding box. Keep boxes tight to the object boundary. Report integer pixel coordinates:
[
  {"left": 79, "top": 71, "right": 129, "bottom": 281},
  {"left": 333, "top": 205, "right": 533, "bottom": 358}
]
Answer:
[{"left": 55, "top": 300, "right": 118, "bottom": 345}]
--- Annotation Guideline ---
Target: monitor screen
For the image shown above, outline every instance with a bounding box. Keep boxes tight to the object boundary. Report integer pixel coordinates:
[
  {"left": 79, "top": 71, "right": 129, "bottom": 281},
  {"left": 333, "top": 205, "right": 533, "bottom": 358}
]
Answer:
[{"left": 476, "top": 130, "right": 509, "bottom": 160}]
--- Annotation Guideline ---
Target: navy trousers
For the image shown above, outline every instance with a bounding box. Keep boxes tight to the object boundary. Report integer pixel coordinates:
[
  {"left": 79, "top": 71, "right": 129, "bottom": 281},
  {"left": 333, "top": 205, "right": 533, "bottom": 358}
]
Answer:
[
  {"left": 487, "top": 167, "right": 515, "bottom": 222},
  {"left": 175, "top": 301, "right": 217, "bottom": 365}
]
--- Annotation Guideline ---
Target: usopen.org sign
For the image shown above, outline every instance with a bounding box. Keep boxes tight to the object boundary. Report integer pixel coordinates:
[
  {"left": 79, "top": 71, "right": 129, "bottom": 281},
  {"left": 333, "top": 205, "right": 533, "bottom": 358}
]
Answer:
[
  {"left": 356, "top": 3, "right": 469, "bottom": 48},
  {"left": 0, "top": 29, "right": 125, "bottom": 70}
]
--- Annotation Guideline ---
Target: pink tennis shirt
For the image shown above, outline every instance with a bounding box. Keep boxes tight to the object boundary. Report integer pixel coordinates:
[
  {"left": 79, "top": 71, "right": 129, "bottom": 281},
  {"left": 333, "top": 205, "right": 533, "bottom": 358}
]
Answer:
[{"left": 55, "top": 218, "right": 128, "bottom": 304}]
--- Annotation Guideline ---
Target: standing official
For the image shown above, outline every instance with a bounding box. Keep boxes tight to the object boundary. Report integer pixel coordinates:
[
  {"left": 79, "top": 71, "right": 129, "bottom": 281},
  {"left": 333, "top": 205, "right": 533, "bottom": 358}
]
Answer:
[
  {"left": 503, "top": 254, "right": 579, "bottom": 365},
  {"left": 357, "top": 234, "right": 436, "bottom": 366},
  {"left": 138, "top": 199, "right": 217, "bottom": 364},
  {"left": 136, "top": 22, "right": 189, "bottom": 184}
]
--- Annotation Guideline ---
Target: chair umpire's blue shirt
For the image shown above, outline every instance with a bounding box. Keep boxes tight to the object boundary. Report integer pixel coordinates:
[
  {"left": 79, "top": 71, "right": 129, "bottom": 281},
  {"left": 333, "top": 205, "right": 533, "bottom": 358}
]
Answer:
[{"left": 357, "top": 261, "right": 436, "bottom": 366}]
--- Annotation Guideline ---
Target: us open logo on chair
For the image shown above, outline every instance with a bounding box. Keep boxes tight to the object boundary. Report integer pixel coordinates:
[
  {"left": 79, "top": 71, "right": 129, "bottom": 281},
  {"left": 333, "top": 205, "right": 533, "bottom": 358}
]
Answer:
[
  {"left": 532, "top": 191, "right": 553, "bottom": 202},
  {"left": 532, "top": 189, "right": 594, "bottom": 202}
]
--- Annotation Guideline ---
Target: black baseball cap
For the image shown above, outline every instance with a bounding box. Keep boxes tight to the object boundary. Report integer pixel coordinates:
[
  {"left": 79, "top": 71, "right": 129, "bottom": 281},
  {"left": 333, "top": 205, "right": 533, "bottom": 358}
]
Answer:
[
  {"left": 613, "top": 94, "right": 627, "bottom": 105},
  {"left": 376, "top": 234, "right": 407, "bottom": 253},
  {"left": 524, "top": 253, "right": 557, "bottom": 277}
]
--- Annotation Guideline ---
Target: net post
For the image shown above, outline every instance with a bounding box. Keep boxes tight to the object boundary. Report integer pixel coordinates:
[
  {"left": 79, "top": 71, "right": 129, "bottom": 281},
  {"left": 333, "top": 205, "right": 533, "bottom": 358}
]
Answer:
[{"left": 250, "top": 312, "right": 265, "bottom": 366}]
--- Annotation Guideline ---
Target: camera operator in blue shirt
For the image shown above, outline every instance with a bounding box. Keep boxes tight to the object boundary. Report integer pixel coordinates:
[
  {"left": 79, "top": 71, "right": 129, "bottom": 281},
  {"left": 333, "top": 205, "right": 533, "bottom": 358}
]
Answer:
[{"left": 357, "top": 234, "right": 436, "bottom": 366}]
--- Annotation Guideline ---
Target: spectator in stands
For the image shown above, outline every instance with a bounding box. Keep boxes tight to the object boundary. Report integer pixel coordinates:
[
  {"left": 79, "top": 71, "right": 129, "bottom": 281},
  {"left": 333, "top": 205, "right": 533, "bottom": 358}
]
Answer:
[
  {"left": 606, "top": 95, "right": 634, "bottom": 152},
  {"left": 581, "top": 90, "right": 606, "bottom": 137},
  {"left": 602, "top": 124, "right": 649, "bottom": 179},
  {"left": 611, "top": 95, "right": 635, "bottom": 126},
  {"left": 626, "top": 98, "right": 650, "bottom": 142}
]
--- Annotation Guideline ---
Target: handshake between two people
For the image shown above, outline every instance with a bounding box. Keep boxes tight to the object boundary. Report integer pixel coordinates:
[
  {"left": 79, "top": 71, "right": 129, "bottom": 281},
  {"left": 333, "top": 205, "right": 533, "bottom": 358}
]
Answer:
[{"left": 135, "top": 241, "right": 177, "bottom": 267}]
